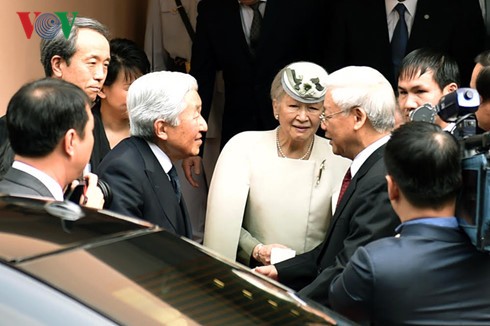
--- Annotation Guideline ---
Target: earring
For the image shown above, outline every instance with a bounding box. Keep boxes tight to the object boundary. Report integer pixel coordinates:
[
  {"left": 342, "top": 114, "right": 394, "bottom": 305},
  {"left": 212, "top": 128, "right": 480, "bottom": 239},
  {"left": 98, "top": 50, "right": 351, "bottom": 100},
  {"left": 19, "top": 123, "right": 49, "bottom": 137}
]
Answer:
[{"left": 275, "top": 114, "right": 279, "bottom": 120}]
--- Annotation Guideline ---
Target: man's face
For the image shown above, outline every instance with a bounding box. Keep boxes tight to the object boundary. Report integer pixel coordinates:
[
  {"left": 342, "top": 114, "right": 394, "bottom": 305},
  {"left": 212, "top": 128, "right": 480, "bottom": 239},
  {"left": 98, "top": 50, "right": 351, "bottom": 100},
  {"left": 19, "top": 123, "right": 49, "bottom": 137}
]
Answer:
[
  {"left": 320, "top": 91, "right": 355, "bottom": 159},
  {"left": 56, "top": 28, "right": 110, "bottom": 102},
  {"left": 164, "top": 90, "right": 208, "bottom": 160},
  {"left": 397, "top": 70, "right": 445, "bottom": 121}
]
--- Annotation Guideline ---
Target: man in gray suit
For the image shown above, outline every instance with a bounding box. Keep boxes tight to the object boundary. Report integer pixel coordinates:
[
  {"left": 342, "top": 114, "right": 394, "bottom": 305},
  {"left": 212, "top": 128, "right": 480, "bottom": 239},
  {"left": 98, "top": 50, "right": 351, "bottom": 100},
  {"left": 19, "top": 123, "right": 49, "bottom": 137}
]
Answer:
[
  {"left": 330, "top": 122, "right": 490, "bottom": 324},
  {"left": 0, "top": 78, "right": 103, "bottom": 208}
]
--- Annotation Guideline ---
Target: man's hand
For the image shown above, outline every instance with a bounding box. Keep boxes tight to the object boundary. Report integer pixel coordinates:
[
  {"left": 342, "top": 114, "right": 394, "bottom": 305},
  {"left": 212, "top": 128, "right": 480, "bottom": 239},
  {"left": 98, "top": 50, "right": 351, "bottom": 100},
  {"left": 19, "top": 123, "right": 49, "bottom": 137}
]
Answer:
[
  {"left": 182, "top": 156, "right": 202, "bottom": 188},
  {"left": 73, "top": 173, "right": 105, "bottom": 209},
  {"left": 254, "top": 265, "right": 279, "bottom": 281}
]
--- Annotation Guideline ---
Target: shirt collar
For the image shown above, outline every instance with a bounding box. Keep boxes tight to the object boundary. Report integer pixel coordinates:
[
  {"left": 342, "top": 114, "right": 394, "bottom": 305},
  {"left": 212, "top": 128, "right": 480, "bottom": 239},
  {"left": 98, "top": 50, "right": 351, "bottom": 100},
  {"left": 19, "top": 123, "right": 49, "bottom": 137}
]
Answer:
[
  {"left": 146, "top": 141, "right": 172, "bottom": 174},
  {"left": 350, "top": 135, "right": 390, "bottom": 177},
  {"left": 12, "top": 161, "right": 64, "bottom": 200},
  {"left": 395, "top": 216, "right": 459, "bottom": 233},
  {"left": 385, "top": 0, "right": 417, "bottom": 17}
]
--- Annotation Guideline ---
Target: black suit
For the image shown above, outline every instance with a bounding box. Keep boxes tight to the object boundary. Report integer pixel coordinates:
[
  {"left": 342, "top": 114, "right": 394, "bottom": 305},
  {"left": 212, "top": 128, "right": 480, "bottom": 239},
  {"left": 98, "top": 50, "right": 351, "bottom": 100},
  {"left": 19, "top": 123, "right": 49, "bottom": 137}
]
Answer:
[
  {"left": 191, "top": 0, "right": 326, "bottom": 147},
  {"left": 0, "top": 167, "right": 53, "bottom": 198},
  {"left": 324, "top": 0, "right": 485, "bottom": 87},
  {"left": 275, "top": 145, "right": 400, "bottom": 307},
  {"left": 97, "top": 137, "right": 192, "bottom": 238},
  {"left": 330, "top": 223, "right": 490, "bottom": 324}
]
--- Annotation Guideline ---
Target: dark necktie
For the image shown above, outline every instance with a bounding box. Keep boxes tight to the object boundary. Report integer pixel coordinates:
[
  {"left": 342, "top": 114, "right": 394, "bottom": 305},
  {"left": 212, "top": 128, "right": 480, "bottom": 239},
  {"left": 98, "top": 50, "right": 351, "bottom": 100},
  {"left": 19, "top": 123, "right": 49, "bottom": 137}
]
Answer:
[
  {"left": 249, "top": 2, "right": 263, "bottom": 56},
  {"left": 391, "top": 2, "right": 408, "bottom": 79},
  {"left": 168, "top": 165, "right": 182, "bottom": 202},
  {"left": 337, "top": 168, "right": 352, "bottom": 207}
]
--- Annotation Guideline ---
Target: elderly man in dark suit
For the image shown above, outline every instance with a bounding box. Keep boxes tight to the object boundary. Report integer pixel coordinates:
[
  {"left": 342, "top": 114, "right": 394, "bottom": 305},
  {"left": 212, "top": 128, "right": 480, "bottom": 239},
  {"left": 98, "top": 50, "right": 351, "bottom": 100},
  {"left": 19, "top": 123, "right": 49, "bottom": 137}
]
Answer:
[
  {"left": 0, "top": 78, "right": 104, "bottom": 208},
  {"left": 324, "top": 0, "right": 485, "bottom": 88},
  {"left": 330, "top": 122, "right": 490, "bottom": 324},
  {"left": 97, "top": 71, "right": 208, "bottom": 238},
  {"left": 255, "top": 66, "right": 400, "bottom": 306}
]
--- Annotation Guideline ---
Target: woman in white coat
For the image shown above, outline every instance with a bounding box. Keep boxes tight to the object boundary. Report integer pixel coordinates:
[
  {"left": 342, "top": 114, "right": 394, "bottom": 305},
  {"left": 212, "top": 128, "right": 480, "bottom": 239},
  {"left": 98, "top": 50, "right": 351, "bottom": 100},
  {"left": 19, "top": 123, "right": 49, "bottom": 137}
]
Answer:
[{"left": 204, "top": 62, "right": 350, "bottom": 266}]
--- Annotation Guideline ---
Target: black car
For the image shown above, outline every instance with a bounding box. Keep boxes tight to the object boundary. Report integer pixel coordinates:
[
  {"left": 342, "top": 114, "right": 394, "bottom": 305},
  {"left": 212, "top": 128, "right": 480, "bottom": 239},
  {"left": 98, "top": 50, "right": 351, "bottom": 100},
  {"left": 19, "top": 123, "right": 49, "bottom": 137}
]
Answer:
[{"left": 0, "top": 194, "right": 355, "bottom": 325}]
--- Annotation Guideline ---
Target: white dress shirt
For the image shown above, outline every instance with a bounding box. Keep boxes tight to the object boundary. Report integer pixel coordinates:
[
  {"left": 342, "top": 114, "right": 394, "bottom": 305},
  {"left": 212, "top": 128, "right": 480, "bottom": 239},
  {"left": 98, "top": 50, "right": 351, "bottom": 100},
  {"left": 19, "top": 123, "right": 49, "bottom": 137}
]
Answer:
[
  {"left": 147, "top": 141, "right": 173, "bottom": 180},
  {"left": 350, "top": 135, "right": 390, "bottom": 178},
  {"left": 238, "top": 0, "right": 267, "bottom": 46},
  {"left": 386, "top": 0, "right": 418, "bottom": 41}
]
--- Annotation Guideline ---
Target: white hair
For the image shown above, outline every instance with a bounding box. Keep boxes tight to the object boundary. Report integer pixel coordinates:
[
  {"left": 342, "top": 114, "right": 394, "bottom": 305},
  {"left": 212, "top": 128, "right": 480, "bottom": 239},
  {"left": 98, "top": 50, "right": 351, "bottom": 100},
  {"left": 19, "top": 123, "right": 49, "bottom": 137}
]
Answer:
[
  {"left": 326, "top": 66, "right": 395, "bottom": 133},
  {"left": 127, "top": 71, "right": 198, "bottom": 140}
]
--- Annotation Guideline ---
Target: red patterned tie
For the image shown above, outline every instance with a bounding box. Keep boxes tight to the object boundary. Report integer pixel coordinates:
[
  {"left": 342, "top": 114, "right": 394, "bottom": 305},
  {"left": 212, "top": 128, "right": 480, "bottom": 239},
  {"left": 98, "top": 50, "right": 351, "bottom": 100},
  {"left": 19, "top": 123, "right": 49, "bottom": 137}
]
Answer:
[{"left": 337, "top": 168, "right": 351, "bottom": 207}]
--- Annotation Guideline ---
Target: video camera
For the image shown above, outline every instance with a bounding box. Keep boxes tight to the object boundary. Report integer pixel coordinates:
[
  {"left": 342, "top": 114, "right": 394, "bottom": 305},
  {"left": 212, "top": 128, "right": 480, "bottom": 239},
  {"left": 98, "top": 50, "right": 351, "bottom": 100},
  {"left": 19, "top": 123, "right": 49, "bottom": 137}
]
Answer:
[
  {"left": 409, "top": 88, "right": 490, "bottom": 253},
  {"left": 409, "top": 88, "right": 480, "bottom": 139}
]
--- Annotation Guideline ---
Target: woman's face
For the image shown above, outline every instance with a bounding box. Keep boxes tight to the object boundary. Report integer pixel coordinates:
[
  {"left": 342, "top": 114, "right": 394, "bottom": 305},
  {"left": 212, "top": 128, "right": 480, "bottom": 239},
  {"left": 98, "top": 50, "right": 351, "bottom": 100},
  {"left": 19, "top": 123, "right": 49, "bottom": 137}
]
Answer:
[{"left": 273, "top": 93, "right": 323, "bottom": 143}]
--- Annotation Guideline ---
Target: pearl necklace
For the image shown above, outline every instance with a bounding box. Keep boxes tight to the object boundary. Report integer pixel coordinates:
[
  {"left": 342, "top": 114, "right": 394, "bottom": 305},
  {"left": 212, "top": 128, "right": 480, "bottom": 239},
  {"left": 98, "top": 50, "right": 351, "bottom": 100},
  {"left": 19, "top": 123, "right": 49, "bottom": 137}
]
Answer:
[{"left": 276, "top": 127, "right": 314, "bottom": 160}]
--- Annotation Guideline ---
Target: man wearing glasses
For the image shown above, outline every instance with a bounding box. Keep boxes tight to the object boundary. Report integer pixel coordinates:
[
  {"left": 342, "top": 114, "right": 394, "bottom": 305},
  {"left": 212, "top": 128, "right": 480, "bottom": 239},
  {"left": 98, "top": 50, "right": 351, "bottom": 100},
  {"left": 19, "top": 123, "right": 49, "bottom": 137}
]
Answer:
[{"left": 255, "top": 66, "right": 400, "bottom": 307}]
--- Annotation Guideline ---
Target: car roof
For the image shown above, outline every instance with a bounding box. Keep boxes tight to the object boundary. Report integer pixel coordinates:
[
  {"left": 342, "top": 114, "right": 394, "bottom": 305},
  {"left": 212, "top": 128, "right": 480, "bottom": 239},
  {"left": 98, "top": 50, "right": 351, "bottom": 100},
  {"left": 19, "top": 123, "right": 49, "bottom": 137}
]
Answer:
[
  {"left": 0, "top": 194, "right": 356, "bottom": 325},
  {"left": 0, "top": 195, "right": 155, "bottom": 263}
]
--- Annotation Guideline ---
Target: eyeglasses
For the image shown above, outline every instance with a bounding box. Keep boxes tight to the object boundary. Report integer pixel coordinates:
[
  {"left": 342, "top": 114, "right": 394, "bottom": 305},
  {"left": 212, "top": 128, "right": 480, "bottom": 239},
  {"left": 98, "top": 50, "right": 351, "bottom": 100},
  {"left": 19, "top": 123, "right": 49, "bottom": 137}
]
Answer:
[
  {"left": 320, "top": 106, "right": 359, "bottom": 122},
  {"left": 320, "top": 110, "right": 345, "bottom": 121}
]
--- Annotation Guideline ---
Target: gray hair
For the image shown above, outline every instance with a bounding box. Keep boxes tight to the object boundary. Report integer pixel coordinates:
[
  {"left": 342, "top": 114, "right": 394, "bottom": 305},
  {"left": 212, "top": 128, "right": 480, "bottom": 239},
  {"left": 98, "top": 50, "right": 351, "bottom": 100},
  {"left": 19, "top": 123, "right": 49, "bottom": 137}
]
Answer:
[
  {"left": 270, "top": 67, "right": 288, "bottom": 101},
  {"left": 127, "top": 71, "right": 198, "bottom": 140},
  {"left": 326, "top": 66, "right": 395, "bottom": 133},
  {"left": 40, "top": 17, "right": 110, "bottom": 77}
]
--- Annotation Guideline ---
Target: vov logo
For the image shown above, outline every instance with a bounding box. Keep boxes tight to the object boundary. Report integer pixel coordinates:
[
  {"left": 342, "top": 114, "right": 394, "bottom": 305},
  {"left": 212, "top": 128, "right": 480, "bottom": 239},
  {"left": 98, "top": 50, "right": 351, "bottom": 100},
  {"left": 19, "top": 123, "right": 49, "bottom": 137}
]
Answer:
[{"left": 17, "top": 12, "right": 78, "bottom": 40}]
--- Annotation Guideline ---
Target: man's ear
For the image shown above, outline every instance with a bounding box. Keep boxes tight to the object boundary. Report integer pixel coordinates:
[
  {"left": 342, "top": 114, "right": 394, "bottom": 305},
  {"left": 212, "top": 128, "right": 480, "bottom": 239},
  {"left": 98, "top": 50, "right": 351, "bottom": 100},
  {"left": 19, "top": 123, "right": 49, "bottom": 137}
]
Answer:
[
  {"left": 51, "top": 55, "right": 65, "bottom": 78},
  {"left": 63, "top": 129, "right": 77, "bottom": 157},
  {"left": 442, "top": 82, "right": 458, "bottom": 95},
  {"left": 386, "top": 174, "right": 399, "bottom": 201},
  {"left": 154, "top": 119, "right": 169, "bottom": 141},
  {"left": 352, "top": 106, "right": 367, "bottom": 131}
]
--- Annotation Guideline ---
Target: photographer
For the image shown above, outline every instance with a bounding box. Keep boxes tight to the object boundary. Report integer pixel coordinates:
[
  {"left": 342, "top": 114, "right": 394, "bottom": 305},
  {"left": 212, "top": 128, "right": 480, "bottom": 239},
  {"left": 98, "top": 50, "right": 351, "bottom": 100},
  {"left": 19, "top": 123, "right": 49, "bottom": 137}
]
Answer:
[
  {"left": 397, "top": 48, "right": 459, "bottom": 130},
  {"left": 476, "top": 66, "right": 490, "bottom": 131},
  {"left": 0, "top": 78, "right": 104, "bottom": 209},
  {"left": 329, "top": 122, "right": 490, "bottom": 325}
]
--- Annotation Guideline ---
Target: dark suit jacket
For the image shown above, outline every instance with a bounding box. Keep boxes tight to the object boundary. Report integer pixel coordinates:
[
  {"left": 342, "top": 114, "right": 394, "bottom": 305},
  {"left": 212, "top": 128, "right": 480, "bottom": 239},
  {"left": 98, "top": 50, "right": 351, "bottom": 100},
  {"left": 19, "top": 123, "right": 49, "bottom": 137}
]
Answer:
[
  {"left": 190, "top": 0, "right": 326, "bottom": 147},
  {"left": 275, "top": 145, "right": 400, "bottom": 306},
  {"left": 324, "top": 0, "right": 485, "bottom": 87},
  {"left": 330, "top": 223, "right": 490, "bottom": 324},
  {"left": 0, "top": 167, "right": 53, "bottom": 198},
  {"left": 97, "top": 137, "right": 192, "bottom": 238}
]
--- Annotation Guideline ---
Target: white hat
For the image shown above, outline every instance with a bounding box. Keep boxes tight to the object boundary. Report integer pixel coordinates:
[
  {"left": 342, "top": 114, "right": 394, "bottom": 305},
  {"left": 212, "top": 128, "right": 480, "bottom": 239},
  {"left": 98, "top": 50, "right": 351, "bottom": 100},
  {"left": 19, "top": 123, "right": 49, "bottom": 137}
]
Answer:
[{"left": 281, "top": 61, "right": 328, "bottom": 103}]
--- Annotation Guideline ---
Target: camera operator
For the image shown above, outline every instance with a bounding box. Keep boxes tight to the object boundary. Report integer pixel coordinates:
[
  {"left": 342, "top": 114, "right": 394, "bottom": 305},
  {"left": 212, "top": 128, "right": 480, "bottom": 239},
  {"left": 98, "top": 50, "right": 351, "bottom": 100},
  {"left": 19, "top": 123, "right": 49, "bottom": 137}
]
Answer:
[
  {"left": 397, "top": 48, "right": 459, "bottom": 130},
  {"left": 329, "top": 121, "right": 490, "bottom": 325},
  {"left": 0, "top": 78, "right": 105, "bottom": 209},
  {"left": 475, "top": 66, "right": 490, "bottom": 131}
]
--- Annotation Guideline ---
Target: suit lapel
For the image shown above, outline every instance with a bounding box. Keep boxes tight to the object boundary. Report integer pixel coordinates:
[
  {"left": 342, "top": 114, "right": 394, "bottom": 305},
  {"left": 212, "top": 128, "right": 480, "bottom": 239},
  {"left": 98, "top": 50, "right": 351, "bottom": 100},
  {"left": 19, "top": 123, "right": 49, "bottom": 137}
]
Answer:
[
  {"left": 134, "top": 137, "right": 192, "bottom": 238},
  {"left": 4, "top": 168, "right": 54, "bottom": 198},
  {"left": 132, "top": 138, "right": 183, "bottom": 234},
  {"left": 326, "top": 145, "right": 386, "bottom": 237}
]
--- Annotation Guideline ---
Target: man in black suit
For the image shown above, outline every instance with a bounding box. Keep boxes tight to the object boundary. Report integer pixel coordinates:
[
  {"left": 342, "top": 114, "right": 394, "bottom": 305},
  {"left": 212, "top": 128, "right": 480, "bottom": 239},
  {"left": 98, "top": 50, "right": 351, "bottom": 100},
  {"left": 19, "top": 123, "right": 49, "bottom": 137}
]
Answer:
[
  {"left": 324, "top": 0, "right": 485, "bottom": 88},
  {"left": 97, "top": 71, "right": 208, "bottom": 238},
  {"left": 255, "top": 66, "right": 400, "bottom": 307},
  {"left": 330, "top": 121, "right": 490, "bottom": 324},
  {"left": 190, "top": 0, "right": 326, "bottom": 148},
  {"left": 0, "top": 17, "right": 110, "bottom": 178},
  {"left": 0, "top": 78, "right": 104, "bottom": 208}
]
